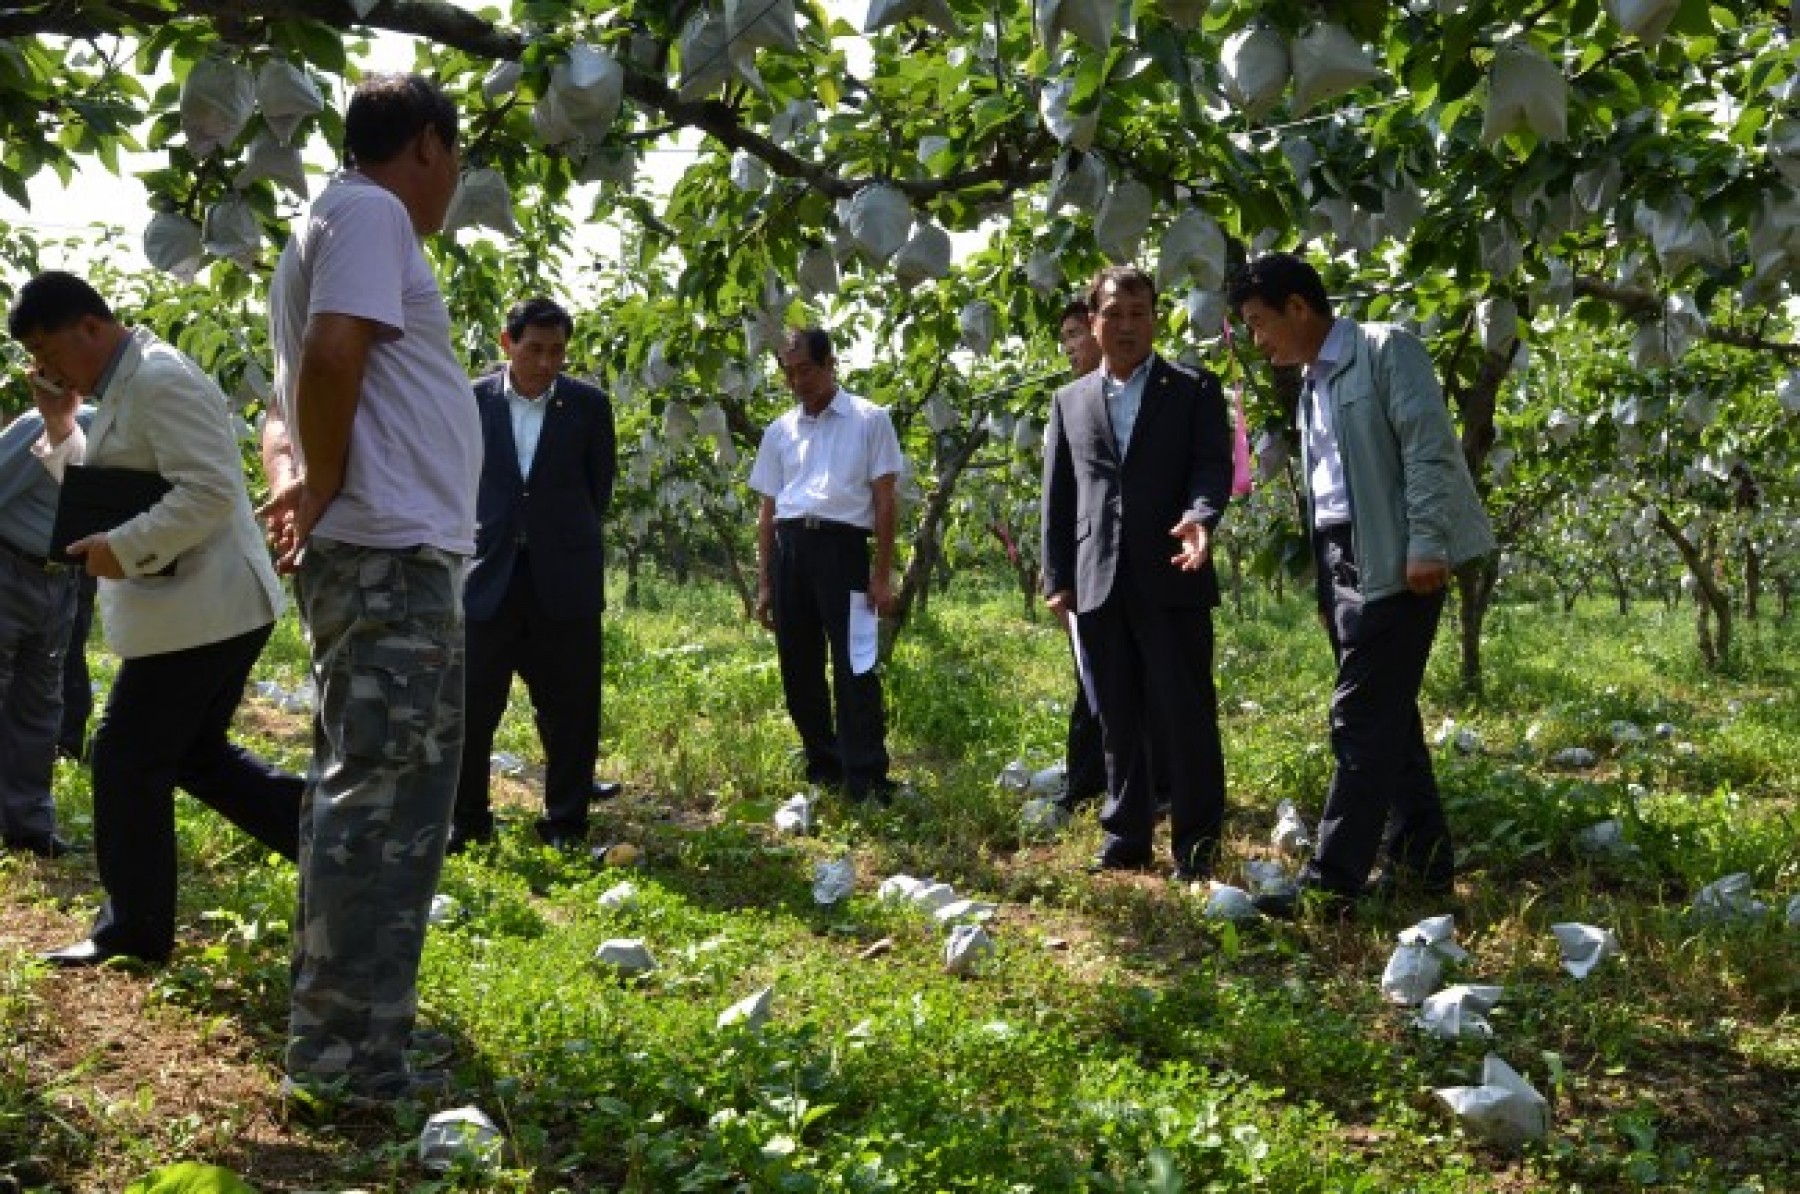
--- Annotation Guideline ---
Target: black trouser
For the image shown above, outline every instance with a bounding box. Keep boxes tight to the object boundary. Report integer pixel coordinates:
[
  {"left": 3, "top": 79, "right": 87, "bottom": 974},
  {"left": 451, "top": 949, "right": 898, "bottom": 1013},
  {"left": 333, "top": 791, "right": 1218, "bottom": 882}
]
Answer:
[
  {"left": 456, "top": 560, "right": 602, "bottom": 840},
  {"left": 1304, "top": 525, "right": 1453, "bottom": 895},
  {"left": 1079, "top": 585, "right": 1225, "bottom": 871},
  {"left": 58, "top": 572, "right": 97, "bottom": 759},
  {"left": 1062, "top": 666, "right": 1108, "bottom": 807},
  {"left": 89, "top": 622, "right": 304, "bottom": 960},
  {"left": 771, "top": 523, "right": 888, "bottom": 795}
]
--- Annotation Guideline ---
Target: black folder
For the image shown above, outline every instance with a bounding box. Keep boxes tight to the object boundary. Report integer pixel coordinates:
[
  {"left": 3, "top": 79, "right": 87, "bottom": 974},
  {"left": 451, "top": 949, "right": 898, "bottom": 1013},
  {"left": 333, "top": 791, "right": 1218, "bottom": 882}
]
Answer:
[{"left": 50, "top": 464, "right": 175, "bottom": 574}]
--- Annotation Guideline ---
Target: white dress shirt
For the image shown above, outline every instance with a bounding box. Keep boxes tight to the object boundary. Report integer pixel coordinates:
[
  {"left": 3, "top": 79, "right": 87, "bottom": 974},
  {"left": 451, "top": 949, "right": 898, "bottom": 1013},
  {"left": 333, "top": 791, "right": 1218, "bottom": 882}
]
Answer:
[
  {"left": 747, "top": 389, "right": 905, "bottom": 529},
  {"left": 505, "top": 369, "right": 554, "bottom": 478},
  {"left": 1302, "top": 318, "right": 1353, "bottom": 529}
]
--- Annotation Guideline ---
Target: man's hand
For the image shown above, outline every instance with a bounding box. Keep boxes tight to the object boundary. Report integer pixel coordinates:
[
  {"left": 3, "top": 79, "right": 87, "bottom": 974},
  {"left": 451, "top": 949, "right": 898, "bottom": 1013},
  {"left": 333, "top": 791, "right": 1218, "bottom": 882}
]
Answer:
[
  {"left": 256, "top": 477, "right": 330, "bottom": 574},
  {"left": 1169, "top": 519, "right": 1211, "bottom": 571},
  {"left": 754, "top": 582, "right": 775, "bottom": 630},
  {"left": 66, "top": 534, "right": 124, "bottom": 580},
  {"left": 1405, "top": 558, "right": 1450, "bottom": 595},
  {"left": 28, "top": 370, "right": 80, "bottom": 443},
  {"left": 1046, "top": 589, "right": 1075, "bottom": 620},
  {"left": 867, "top": 571, "right": 894, "bottom": 616}
]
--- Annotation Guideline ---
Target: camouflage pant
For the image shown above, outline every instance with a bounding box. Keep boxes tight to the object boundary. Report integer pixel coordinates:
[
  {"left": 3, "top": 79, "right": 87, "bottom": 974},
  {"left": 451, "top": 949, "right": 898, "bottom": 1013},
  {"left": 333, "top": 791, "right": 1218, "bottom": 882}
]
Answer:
[{"left": 287, "top": 539, "right": 465, "bottom": 1096}]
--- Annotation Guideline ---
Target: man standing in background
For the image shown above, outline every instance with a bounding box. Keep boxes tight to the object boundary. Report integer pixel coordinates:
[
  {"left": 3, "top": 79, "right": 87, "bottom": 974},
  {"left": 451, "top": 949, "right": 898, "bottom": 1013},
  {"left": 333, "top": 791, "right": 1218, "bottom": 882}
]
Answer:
[
  {"left": 0, "top": 382, "right": 90, "bottom": 857},
  {"left": 1051, "top": 299, "right": 1106, "bottom": 811},
  {"left": 750, "top": 327, "right": 904, "bottom": 803},
  {"left": 452, "top": 297, "right": 617, "bottom": 855},
  {"left": 262, "top": 73, "right": 479, "bottom": 1106}
]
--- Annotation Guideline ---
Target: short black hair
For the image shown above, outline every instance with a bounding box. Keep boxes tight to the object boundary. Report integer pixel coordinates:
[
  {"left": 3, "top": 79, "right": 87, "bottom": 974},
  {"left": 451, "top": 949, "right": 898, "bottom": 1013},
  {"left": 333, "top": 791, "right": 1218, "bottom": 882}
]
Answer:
[
  {"left": 1226, "top": 253, "right": 1332, "bottom": 318},
  {"left": 1086, "top": 266, "right": 1157, "bottom": 313},
  {"left": 1058, "top": 300, "right": 1090, "bottom": 325},
  {"left": 505, "top": 297, "right": 573, "bottom": 342},
  {"left": 8, "top": 271, "right": 115, "bottom": 341},
  {"left": 780, "top": 327, "right": 833, "bottom": 365},
  {"left": 344, "top": 74, "right": 459, "bottom": 168}
]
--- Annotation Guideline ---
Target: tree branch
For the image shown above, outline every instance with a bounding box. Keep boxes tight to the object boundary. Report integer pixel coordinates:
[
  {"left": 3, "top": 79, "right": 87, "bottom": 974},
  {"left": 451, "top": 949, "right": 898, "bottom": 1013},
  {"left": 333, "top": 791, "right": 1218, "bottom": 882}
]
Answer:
[{"left": 1575, "top": 276, "right": 1800, "bottom": 362}]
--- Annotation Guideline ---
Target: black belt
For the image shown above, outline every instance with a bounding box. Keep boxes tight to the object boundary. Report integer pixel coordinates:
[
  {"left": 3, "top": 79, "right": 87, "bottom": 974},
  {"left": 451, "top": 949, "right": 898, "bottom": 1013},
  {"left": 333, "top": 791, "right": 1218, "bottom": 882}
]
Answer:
[
  {"left": 0, "top": 536, "right": 68, "bottom": 574},
  {"left": 776, "top": 516, "right": 869, "bottom": 536}
]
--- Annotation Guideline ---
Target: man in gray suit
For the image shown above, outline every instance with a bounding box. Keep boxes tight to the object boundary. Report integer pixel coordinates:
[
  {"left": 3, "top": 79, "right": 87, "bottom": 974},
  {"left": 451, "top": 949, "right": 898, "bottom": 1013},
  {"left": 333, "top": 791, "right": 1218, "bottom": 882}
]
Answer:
[{"left": 1040, "top": 266, "right": 1233, "bottom": 881}]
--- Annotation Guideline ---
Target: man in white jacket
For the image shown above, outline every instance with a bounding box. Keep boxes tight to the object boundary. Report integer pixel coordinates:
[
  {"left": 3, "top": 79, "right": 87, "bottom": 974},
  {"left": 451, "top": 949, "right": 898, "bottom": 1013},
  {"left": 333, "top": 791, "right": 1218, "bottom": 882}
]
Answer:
[{"left": 10, "top": 270, "right": 302, "bottom": 966}]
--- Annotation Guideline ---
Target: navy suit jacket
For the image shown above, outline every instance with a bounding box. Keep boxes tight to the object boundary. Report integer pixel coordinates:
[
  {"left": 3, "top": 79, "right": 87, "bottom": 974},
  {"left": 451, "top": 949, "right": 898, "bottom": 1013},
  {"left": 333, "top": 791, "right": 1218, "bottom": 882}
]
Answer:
[
  {"left": 1040, "top": 355, "right": 1232, "bottom": 613},
  {"left": 465, "top": 371, "right": 617, "bottom": 622}
]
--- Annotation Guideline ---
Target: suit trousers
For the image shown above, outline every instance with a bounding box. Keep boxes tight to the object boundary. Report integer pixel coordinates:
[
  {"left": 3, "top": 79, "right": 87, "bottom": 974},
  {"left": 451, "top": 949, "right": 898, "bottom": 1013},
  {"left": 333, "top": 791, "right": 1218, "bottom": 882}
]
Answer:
[
  {"left": 1080, "top": 585, "right": 1225, "bottom": 871},
  {"left": 1062, "top": 636, "right": 1108, "bottom": 807},
  {"left": 456, "top": 559, "right": 602, "bottom": 840},
  {"left": 59, "top": 572, "right": 97, "bottom": 759},
  {"left": 771, "top": 524, "right": 888, "bottom": 794},
  {"left": 0, "top": 554, "right": 79, "bottom": 840},
  {"left": 1303, "top": 526, "right": 1453, "bottom": 895},
  {"left": 88, "top": 620, "right": 303, "bottom": 960}
]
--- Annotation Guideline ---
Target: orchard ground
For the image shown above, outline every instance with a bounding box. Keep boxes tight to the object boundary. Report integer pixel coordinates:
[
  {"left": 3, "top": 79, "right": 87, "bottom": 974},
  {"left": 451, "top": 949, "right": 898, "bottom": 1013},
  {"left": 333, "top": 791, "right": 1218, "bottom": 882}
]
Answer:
[{"left": 1, "top": 576, "right": 1795, "bottom": 1193}]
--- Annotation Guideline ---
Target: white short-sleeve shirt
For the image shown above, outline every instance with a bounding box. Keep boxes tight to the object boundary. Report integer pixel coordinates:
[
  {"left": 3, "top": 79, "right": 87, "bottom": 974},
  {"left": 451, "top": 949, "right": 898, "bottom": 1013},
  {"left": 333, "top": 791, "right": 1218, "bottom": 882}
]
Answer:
[
  {"left": 748, "top": 389, "right": 904, "bottom": 529},
  {"left": 268, "top": 173, "right": 482, "bottom": 554}
]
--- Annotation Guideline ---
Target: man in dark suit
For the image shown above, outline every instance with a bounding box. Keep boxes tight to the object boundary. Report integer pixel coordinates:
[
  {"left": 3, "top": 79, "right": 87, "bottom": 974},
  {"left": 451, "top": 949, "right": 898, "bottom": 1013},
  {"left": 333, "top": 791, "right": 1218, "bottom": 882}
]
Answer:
[
  {"left": 1040, "top": 266, "right": 1233, "bottom": 880},
  {"left": 451, "top": 297, "right": 617, "bottom": 852}
]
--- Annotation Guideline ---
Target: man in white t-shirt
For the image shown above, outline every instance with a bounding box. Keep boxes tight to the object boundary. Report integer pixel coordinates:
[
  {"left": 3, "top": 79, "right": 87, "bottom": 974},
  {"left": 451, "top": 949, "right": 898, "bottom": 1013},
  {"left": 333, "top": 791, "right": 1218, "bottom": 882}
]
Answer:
[
  {"left": 749, "top": 328, "right": 904, "bottom": 803},
  {"left": 261, "top": 74, "right": 480, "bottom": 1109}
]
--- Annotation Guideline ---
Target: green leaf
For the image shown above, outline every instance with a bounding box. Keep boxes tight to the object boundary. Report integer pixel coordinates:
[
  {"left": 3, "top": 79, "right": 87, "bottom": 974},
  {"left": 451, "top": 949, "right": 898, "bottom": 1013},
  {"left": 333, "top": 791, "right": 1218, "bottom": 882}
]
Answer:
[{"left": 124, "top": 1162, "right": 260, "bottom": 1194}]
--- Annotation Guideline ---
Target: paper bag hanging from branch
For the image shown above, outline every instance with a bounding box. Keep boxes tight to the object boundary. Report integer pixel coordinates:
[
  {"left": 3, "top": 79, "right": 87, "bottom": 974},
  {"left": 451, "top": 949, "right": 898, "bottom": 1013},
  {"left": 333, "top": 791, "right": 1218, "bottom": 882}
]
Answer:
[
  {"left": 1155, "top": 207, "right": 1226, "bottom": 293},
  {"left": 482, "top": 60, "right": 523, "bottom": 102},
  {"left": 1289, "top": 23, "right": 1383, "bottom": 113},
  {"left": 678, "top": 11, "right": 764, "bottom": 101},
  {"left": 1606, "top": 0, "right": 1680, "bottom": 45},
  {"left": 1771, "top": 116, "right": 1800, "bottom": 186},
  {"left": 234, "top": 129, "right": 308, "bottom": 197},
  {"left": 798, "top": 244, "right": 840, "bottom": 297},
  {"left": 893, "top": 222, "right": 952, "bottom": 286},
  {"left": 549, "top": 45, "right": 625, "bottom": 140},
  {"left": 846, "top": 184, "right": 913, "bottom": 263},
  {"left": 1039, "top": 74, "right": 1099, "bottom": 151},
  {"left": 865, "top": 0, "right": 961, "bottom": 35},
  {"left": 1046, "top": 149, "right": 1107, "bottom": 214},
  {"left": 959, "top": 301, "right": 998, "bottom": 356},
  {"left": 728, "top": 0, "right": 800, "bottom": 52},
  {"left": 1221, "top": 23, "right": 1289, "bottom": 119},
  {"left": 730, "top": 151, "right": 769, "bottom": 193},
  {"left": 144, "top": 212, "right": 205, "bottom": 282},
  {"left": 1482, "top": 43, "right": 1567, "bottom": 145},
  {"left": 1640, "top": 193, "right": 1727, "bottom": 277},
  {"left": 255, "top": 59, "right": 323, "bottom": 146},
  {"left": 443, "top": 169, "right": 521, "bottom": 238},
  {"left": 1036, "top": 0, "right": 1113, "bottom": 55},
  {"left": 181, "top": 58, "right": 255, "bottom": 157},
  {"left": 1095, "top": 179, "right": 1153, "bottom": 263},
  {"left": 1026, "top": 250, "right": 1065, "bottom": 297},
  {"left": 201, "top": 196, "right": 262, "bottom": 268}
]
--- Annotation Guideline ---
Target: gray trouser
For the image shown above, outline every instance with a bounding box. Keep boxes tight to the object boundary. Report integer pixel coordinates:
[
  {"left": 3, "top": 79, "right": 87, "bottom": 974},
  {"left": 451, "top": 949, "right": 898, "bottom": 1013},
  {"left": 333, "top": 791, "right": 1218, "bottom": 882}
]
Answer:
[
  {"left": 287, "top": 539, "right": 465, "bottom": 1096},
  {"left": 0, "top": 551, "right": 78, "bottom": 841}
]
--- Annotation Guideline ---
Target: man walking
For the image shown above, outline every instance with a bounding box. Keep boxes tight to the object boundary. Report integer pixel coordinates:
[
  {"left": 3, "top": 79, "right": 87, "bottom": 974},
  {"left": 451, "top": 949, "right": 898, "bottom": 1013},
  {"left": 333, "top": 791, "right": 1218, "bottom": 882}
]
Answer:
[
  {"left": 11, "top": 271, "right": 302, "bottom": 967},
  {"left": 1040, "top": 266, "right": 1233, "bottom": 881},
  {"left": 452, "top": 297, "right": 616, "bottom": 854},
  {"left": 262, "top": 73, "right": 480, "bottom": 1104},
  {"left": 750, "top": 327, "right": 904, "bottom": 802},
  {"left": 1227, "top": 253, "right": 1495, "bottom": 918}
]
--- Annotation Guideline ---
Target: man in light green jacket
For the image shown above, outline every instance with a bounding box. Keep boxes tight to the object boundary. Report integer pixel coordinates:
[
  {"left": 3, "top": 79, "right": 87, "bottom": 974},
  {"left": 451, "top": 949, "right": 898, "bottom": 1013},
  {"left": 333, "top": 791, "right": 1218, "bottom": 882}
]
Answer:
[{"left": 1228, "top": 254, "right": 1495, "bottom": 918}]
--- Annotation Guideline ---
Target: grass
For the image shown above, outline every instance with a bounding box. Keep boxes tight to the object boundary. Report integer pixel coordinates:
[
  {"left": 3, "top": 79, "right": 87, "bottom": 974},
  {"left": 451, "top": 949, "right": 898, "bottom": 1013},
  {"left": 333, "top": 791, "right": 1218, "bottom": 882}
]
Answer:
[{"left": 1, "top": 575, "right": 1795, "bottom": 1193}]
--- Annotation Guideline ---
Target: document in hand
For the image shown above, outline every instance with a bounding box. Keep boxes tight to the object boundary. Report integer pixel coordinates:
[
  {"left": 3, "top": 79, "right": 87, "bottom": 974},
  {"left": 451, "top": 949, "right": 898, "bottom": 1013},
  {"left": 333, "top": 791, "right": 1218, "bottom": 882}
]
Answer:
[{"left": 51, "top": 464, "right": 175, "bottom": 574}]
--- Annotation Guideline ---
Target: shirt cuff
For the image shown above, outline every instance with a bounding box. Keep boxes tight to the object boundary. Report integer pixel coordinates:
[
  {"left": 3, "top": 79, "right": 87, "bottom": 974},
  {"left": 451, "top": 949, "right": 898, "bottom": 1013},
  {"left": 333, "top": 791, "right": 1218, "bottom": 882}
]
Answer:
[{"left": 32, "top": 423, "right": 85, "bottom": 482}]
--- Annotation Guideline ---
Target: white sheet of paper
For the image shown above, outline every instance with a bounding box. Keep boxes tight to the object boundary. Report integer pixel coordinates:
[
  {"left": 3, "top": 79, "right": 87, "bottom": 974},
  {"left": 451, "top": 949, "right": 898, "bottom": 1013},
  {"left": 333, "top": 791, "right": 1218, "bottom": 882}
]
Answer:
[
  {"left": 849, "top": 591, "right": 879, "bottom": 674},
  {"left": 1067, "top": 614, "right": 1098, "bottom": 712}
]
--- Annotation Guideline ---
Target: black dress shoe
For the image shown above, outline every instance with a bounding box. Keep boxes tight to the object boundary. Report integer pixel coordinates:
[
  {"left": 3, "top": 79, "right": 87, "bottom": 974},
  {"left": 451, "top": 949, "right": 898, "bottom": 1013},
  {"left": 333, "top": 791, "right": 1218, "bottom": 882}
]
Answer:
[
  {"left": 40, "top": 939, "right": 160, "bottom": 968},
  {"left": 591, "top": 779, "right": 624, "bottom": 802},
  {"left": 4, "top": 832, "right": 83, "bottom": 859}
]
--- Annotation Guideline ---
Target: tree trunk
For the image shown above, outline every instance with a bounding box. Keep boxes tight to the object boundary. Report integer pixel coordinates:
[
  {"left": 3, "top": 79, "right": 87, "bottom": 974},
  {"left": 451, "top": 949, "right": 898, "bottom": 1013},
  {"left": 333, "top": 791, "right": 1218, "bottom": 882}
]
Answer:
[
  {"left": 1606, "top": 560, "right": 1630, "bottom": 616},
  {"left": 624, "top": 543, "right": 641, "bottom": 607},
  {"left": 1744, "top": 542, "right": 1760, "bottom": 621},
  {"left": 707, "top": 509, "right": 755, "bottom": 619},
  {"left": 1454, "top": 556, "right": 1498, "bottom": 694},
  {"left": 1651, "top": 507, "right": 1733, "bottom": 671},
  {"left": 890, "top": 424, "right": 990, "bottom": 645}
]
